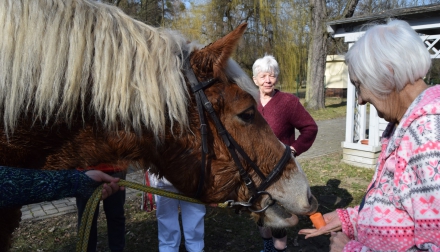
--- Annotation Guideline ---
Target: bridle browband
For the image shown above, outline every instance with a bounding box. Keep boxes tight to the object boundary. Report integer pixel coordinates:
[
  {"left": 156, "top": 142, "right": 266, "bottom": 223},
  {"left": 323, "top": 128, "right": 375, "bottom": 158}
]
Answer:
[{"left": 183, "top": 55, "right": 292, "bottom": 213}]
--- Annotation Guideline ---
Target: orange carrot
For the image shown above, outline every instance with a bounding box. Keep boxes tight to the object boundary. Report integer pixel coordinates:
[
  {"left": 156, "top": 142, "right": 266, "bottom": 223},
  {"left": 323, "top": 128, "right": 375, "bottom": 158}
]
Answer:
[{"left": 309, "top": 212, "right": 326, "bottom": 229}]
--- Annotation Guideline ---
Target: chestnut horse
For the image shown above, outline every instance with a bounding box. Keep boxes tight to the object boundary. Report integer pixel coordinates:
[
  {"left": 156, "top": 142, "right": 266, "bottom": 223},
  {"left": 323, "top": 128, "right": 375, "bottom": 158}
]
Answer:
[{"left": 0, "top": 0, "right": 318, "bottom": 250}]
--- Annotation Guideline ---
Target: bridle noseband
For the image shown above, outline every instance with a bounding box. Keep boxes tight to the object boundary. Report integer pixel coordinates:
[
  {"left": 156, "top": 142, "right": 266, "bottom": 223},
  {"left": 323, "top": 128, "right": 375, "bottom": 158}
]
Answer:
[{"left": 183, "top": 56, "right": 292, "bottom": 213}]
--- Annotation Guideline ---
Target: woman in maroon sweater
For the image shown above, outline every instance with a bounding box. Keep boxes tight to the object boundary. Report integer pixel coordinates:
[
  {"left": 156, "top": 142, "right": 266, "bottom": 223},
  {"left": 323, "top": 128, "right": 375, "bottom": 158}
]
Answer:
[{"left": 253, "top": 55, "right": 318, "bottom": 252}]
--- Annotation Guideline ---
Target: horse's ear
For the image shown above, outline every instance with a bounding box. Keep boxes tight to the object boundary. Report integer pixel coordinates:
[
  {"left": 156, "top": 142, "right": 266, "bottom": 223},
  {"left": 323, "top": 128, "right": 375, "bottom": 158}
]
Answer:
[{"left": 191, "top": 23, "right": 247, "bottom": 78}]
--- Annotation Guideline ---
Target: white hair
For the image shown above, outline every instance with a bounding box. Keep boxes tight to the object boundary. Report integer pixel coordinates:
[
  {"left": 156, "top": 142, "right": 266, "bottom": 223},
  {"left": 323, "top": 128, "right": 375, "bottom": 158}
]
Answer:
[
  {"left": 345, "top": 19, "right": 431, "bottom": 97},
  {"left": 252, "top": 55, "right": 280, "bottom": 78}
]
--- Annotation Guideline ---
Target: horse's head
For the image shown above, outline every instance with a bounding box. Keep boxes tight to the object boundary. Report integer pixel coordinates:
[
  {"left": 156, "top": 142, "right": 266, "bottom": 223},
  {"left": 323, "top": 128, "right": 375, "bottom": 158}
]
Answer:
[{"left": 163, "top": 23, "right": 318, "bottom": 229}]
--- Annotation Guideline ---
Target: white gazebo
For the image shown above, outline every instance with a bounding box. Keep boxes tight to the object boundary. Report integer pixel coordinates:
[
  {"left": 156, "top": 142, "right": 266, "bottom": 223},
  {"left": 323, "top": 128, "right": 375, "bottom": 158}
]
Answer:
[{"left": 327, "top": 4, "right": 440, "bottom": 168}]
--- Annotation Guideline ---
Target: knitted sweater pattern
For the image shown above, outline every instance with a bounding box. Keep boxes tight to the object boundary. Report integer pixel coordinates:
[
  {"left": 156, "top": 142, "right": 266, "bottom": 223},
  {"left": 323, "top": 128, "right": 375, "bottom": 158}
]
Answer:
[
  {"left": 257, "top": 90, "right": 317, "bottom": 156},
  {"left": 338, "top": 85, "right": 440, "bottom": 252},
  {"left": 0, "top": 167, "right": 99, "bottom": 208}
]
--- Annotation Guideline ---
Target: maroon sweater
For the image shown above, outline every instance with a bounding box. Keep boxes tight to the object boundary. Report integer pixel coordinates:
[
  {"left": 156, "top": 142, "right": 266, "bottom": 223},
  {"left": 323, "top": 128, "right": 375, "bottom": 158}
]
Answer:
[{"left": 257, "top": 90, "right": 318, "bottom": 156}]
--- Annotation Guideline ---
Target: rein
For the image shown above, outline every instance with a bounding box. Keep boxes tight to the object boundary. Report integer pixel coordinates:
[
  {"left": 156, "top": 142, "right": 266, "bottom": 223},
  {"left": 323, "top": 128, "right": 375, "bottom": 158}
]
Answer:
[
  {"left": 76, "top": 180, "right": 230, "bottom": 252},
  {"left": 76, "top": 179, "right": 268, "bottom": 252},
  {"left": 183, "top": 56, "right": 292, "bottom": 213}
]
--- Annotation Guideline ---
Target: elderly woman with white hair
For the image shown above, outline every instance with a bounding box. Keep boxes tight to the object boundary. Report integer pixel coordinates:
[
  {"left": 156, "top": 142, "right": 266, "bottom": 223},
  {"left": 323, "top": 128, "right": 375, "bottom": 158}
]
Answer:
[
  {"left": 253, "top": 55, "right": 318, "bottom": 252},
  {"left": 299, "top": 20, "right": 440, "bottom": 251}
]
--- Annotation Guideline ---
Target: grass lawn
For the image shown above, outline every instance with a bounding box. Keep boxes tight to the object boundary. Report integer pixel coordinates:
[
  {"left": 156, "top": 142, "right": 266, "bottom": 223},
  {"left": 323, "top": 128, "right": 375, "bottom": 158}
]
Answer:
[
  {"left": 307, "top": 97, "right": 347, "bottom": 121},
  {"left": 289, "top": 87, "right": 348, "bottom": 121}
]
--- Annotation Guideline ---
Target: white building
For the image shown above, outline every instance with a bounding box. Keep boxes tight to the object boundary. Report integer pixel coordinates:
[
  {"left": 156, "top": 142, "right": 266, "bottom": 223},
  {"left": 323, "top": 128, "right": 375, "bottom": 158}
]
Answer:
[{"left": 325, "top": 55, "right": 348, "bottom": 97}]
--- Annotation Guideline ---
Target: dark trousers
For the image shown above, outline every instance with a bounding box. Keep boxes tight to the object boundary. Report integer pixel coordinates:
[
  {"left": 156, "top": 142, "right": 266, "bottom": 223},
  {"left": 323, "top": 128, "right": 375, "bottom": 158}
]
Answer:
[{"left": 76, "top": 171, "right": 126, "bottom": 252}]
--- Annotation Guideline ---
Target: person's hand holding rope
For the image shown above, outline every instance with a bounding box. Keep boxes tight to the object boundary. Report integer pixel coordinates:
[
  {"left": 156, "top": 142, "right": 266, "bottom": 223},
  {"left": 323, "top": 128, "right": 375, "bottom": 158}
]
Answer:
[{"left": 85, "top": 170, "right": 125, "bottom": 200}]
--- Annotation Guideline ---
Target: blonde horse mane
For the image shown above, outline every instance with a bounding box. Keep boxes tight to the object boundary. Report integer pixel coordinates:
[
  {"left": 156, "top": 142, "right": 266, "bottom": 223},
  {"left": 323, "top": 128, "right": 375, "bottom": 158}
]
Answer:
[
  {"left": 0, "top": 0, "right": 257, "bottom": 139},
  {"left": 0, "top": 0, "right": 195, "bottom": 137}
]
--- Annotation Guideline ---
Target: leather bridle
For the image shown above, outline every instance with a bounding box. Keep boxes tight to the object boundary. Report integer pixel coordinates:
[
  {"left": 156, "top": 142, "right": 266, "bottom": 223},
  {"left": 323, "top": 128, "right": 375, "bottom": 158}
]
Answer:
[{"left": 183, "top": 56, "right": 292, "bottom": 213}]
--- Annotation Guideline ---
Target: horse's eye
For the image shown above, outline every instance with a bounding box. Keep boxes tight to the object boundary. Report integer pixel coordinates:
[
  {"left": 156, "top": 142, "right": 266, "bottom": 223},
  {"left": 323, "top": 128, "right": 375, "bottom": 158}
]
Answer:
[{"left": 238, "top": 109, "right": 255, "bottom": 123}]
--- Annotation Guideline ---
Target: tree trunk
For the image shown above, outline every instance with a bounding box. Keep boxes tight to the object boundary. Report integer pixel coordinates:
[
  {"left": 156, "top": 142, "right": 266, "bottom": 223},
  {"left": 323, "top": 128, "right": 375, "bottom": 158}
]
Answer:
[{"left": 305, "top": 0, "right": 327, "bottom": 110}]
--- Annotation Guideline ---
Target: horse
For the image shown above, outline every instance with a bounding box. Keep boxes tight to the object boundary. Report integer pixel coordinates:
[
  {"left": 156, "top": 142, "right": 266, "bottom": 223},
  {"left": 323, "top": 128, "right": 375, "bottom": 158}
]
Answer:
[{"left": 0, "top": 0, "right": 318, "bottom": 250}]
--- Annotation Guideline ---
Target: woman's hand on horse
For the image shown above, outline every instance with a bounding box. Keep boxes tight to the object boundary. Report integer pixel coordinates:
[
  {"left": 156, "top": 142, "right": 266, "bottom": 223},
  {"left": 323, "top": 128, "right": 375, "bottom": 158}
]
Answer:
[
  {"left": 85, "top": 170, "right": 125, "bottom": 200},
  {"left": 290, "top": 146, "right": 297, "bottom": 156},
  {"left": 298, "top": 211, "right": 342, "bottom": 239}
]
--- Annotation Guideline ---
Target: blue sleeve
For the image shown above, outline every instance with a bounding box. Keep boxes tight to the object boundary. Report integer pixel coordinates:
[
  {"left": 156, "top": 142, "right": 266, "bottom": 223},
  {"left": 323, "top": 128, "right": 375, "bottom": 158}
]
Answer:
[{"left": 0, "top": 166, "right": 100, "bottom": 208}]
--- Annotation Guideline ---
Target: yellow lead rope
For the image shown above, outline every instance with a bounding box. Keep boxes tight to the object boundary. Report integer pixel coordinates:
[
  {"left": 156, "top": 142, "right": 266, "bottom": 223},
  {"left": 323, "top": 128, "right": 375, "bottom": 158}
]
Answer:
[{"left": 76, "top": 179, "right": 230, "bottom": 252}]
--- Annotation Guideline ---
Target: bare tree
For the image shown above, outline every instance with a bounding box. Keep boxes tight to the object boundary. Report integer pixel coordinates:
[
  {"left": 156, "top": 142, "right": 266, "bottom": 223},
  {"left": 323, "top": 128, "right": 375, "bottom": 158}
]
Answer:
[
  {"left": 305, "top": 0, "right": 328, "bottom": 110},
  {"left": 305, "top": 0, "right": 359, "bottom": 110}
]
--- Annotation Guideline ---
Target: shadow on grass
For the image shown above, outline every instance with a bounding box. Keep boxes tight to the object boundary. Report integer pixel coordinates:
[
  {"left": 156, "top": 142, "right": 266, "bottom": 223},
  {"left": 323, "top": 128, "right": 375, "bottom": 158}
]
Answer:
[
  {"left": 312, "top": 179, "right": 353, "bottom": 214},
  {"left": 325, "top": 100, "right": 347, "bottom": 108},
  {"left": 288, "top": 179, "right": 353, "bottom": 252}
]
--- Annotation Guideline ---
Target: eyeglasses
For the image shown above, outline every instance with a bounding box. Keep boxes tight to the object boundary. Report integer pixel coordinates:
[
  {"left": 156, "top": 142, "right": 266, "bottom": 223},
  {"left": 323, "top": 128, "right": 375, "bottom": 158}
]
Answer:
[
  {"left": 351, "top": 80, "right": 361, "bottom": 96},
  {"left": 355, "top": 85, "right": 360, "bottom": 96}
]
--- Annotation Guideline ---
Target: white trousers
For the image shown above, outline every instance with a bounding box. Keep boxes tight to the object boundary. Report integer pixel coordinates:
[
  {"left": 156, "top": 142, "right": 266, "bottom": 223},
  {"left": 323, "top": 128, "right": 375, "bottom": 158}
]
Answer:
[{"left": 150, "top": 174, "right": 206, "bottom": 252}]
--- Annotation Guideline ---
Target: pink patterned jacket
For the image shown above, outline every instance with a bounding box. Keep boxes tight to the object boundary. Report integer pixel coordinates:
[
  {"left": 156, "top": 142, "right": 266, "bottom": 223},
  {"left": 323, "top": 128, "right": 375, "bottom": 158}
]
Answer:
[{"left": 337, "top": 85, "right": 440, "bottom": 252}]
